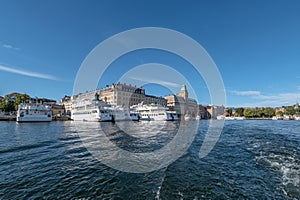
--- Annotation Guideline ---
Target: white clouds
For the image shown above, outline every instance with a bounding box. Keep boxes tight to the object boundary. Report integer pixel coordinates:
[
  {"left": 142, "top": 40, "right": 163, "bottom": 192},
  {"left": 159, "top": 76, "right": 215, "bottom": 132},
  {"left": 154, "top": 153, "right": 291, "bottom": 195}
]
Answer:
[
  {"left": 129, "top": 76, "right": 181, "bottom": 88},
  {"left": 231, "top": 90, "right": 261, "bottom": 96},
  {"left": 230, "top": 89, "right": 300, "bottom": 107},
  {"left": 0, "top": 65, "right": 58, "bottom": 81},
  {"left": 2, "top": 44, "right": 20, "bottom": 51}
]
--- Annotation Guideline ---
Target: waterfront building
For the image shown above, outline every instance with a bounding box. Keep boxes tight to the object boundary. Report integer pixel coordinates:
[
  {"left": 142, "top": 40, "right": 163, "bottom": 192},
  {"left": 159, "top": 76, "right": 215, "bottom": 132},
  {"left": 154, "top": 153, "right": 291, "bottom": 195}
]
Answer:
[
  {"left": 275, "top": 107, "right": 286, "bottom": 113},
  {"left": 31, "top": 97, "right": 56, "bottom": 105},
  {"left": 71, "top": 83, "right": 167, "bottom": 108},
  {"left": 198, "top": 105, "right": 211, "bottom": 119},
  {"left": 144, "top": 95, "right": 167, "bottom": 107},
  {"left": 51, "top": 104, "right": 65, "bottom": 117},
  {"left": 63, "top": 83, "right": 226, "bottom": 119},
  {"left": 165, "top": 85, "right": 198, "bottom": 116},
  {"left": 97, "top": 83, "right": 147, "bottom": 107},
  {"left": 206, "top": 105, "right": 225, "bottom": 119},
  {"left": 60, "top": 95, "right": 72, "bottom": 116}
]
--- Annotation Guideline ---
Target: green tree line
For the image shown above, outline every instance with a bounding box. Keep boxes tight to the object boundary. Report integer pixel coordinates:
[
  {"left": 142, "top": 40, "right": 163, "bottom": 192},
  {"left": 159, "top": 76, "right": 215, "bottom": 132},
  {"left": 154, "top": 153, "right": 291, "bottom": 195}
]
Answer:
[
  {"left": 0, "top": 94, "right": 30, "bottom": 112},
  {"left": 229, "top": 105, "right": 300, "bottom": 118}
]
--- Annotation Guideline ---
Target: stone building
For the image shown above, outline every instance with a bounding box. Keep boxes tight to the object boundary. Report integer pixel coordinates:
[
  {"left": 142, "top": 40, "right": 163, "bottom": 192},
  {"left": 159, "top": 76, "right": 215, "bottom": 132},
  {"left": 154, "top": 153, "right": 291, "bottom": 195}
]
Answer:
[
  {"left": 51, "top": 104, "right": 65, "bottom": 117},
  {"left": 144, "top": 95, "right": 167, "bottom": 107},
  {"left": 60, "top": 95, "right": 72, "bottom": 116},
  {"left": 206, "top": 105, "right": 225, "bottom": 119},
  {"left": 165, "top": 85, "right": 198, "bottom": 116},
  {"left": 198, "top": 105, "right": 210, "bottom": 119},
  {"left": 70, "top": 83, "right": 167, "bottom": 108}
]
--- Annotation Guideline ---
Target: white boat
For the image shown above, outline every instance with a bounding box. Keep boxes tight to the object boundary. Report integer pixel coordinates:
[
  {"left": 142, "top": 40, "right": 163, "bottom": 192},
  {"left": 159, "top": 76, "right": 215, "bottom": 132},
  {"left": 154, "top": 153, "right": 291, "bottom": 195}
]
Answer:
[
  {"left": 272, "top": 116, "right": 283, "bottom": 120},
  {"left": 16, "top": 103, "right": 52, "bottom": 122},
  {"left": 184, "top": 114, "right": 191, "bottom": 121},
  {"left": 166, "top": 111, "right": 179, "bottom": 121},
  {"left": 217, "top": 115, "right": 225, "bottom": 120},
  {"left": 217, "top": 115, "right": 244, "bottom": 120},
  {"left": 71, "top": 99, "right": 112, "bottom": 122},
  {"left": 108, "top": 105, "right": 126, "bottom": 121},
  {"left": 225, "top": 116, "right": 236, "bottom": 120},
  {"left": 130, "top": 102, "right": 172, "bottom": 121},
  {"left": 273, "top": 116, "right": 283, "bottom": 120},
  {"left": 195, "top": 115, "right": 201, "bottom": 120},
  {"left": 129, "top": 112, "right": 140, "bottom": 121},
  {"left": 294, "top": 116, "right": 300, "bottom": 120}
]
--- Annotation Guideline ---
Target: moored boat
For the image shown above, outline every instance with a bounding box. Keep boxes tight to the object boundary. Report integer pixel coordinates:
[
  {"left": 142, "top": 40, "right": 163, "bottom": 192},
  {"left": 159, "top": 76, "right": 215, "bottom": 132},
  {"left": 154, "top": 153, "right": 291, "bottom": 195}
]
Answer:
[
  {"left": 272, "top": 116, "right": 283, "bottom": 120},
  {"left": 71, "top": 99, "right": 112, "bottom": 122},
  {"left": 16, "top": 103, "right": 52, "bottom": 122},
  {"left": 130, "top": 102, "right": 172, "bottom": 121}
]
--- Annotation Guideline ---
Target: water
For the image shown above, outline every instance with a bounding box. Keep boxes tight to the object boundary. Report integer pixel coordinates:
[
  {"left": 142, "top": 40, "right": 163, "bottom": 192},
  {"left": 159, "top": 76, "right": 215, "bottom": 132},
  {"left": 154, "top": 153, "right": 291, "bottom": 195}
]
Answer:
[{"left": 0, "top": 120, "right": 299, "bottom": 199}]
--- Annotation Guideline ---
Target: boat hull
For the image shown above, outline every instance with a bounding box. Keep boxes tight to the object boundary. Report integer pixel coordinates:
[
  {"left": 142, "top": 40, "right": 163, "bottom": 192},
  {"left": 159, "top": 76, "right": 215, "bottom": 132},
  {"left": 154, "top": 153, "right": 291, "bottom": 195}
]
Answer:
[{"left": 17, "top": 116, "right": 52, "bottom": 122}]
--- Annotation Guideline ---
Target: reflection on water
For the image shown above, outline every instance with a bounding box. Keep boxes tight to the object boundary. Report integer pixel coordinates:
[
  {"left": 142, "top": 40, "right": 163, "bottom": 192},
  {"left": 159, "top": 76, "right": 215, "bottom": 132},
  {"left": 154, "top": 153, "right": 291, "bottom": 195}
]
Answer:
[{"left": 0, "top": 120, "right": 299, "bottom": 199}]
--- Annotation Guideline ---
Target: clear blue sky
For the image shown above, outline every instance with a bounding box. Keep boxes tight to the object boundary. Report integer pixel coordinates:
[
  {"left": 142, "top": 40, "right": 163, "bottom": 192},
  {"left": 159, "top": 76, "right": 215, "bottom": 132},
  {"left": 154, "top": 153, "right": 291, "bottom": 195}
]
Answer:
[{"left": 1, "top": 0, "right": 300, "bottom": 107}]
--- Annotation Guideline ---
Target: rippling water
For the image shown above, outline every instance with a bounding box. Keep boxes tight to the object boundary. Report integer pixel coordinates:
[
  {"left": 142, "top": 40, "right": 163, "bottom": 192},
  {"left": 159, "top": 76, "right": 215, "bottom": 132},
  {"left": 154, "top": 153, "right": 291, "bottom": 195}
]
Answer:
[{"left": 0, "top": 120, "right": 299, "bottom": 199}]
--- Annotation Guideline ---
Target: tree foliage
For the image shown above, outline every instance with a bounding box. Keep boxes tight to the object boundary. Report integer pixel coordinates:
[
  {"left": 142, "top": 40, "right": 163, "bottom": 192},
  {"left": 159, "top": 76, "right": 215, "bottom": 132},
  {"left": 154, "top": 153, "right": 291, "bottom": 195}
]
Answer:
[
  {"left": 0, "top": 98, "right": 15, "bottom": 112},
  {"left": 275, "top": 111, "right": 283, "bottom": 116},
  {"left": 225, "top": 108, "right": 233, "bottom": 117},
  {"left": 235, "top": 107, "right": 245, "bottom": 117},
  {"left": 244, "top": 109, "right": 254, "bottom": 118},
  {"left": 0, "top": 93, "right": 30, "bottom": 112},
  {"left": 243, "top": 107, "right": 275, "bottom": 118}
]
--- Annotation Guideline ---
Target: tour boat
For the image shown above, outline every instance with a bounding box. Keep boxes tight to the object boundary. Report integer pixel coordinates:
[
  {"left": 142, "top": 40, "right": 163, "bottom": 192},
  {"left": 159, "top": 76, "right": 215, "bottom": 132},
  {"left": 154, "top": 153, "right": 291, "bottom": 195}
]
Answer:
[
  {"left": 71, "top": 99, "right": 112, "bottom": 122},
  {"left": 130, "top": 102, "right": 173, "bottom": 121},
  {"left": 16, "top": 103, "right": 52, "bottom": 122},
  {"left": 166, "top": 111, "right": 179, "bottom": 121},
  {"left": 108, "top": 105, "right": 127, "bottom": 121},
  {"left": 128, "top": 111, "right": 140, "bottom": 121}
]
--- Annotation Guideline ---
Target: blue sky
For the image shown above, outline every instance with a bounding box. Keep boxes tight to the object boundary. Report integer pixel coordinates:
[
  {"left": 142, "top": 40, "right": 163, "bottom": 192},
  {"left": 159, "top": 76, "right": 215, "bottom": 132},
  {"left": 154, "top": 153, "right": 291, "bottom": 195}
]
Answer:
[{"left": 1, "top": 0, "right": 300, "bottom": 107}]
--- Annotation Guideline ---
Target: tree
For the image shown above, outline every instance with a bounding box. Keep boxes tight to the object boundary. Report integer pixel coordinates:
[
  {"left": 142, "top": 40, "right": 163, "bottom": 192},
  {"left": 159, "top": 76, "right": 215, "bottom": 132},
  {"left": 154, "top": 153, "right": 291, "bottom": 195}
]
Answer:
[
  {"left": 275, "top": 111, "right": 283, "bottom": 116},
  {"left": 263, "top": 107, "right": 275, "bottom": 118},
  {"left": 14, "top": 94, "right": 30, "bottom": 110},
  {"left": 235, "top": 107, "right": 245, "bottom": 117},
  {"left": 244, "top": 109, "right": 254, "bottom": 118},
  {"left": 0, "top": 93, "right": 30, "bottom": 112},
  {"left": 253, "top": 108, "right": 263, "bottom": 118},
  {"left": 225, "top": 108, "right": 233, "bottom": 116},
  {"left": 0, "top": 97, "right": 15, "bottom": 112},
  {"left": 285, "top": 106, "right": 295, "bottom": 115},
  {"left": 234, "top": 112, "right": 239, "bottom": 117}
]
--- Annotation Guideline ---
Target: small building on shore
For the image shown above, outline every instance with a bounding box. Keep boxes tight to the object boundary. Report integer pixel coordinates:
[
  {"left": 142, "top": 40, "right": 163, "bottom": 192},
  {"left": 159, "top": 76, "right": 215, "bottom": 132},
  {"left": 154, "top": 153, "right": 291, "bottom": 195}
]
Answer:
[
  {"left": 51, "top": 104, "right": 65, "bottom": 117},
  {"left": 198, "top": 105, "right": 211, "bottom": 119},
  {"left": 206, "top": 105, "right": 225, "bottom": 119},
  {"left": 60, "top": 95, "right": 72, "bottom": 116}
]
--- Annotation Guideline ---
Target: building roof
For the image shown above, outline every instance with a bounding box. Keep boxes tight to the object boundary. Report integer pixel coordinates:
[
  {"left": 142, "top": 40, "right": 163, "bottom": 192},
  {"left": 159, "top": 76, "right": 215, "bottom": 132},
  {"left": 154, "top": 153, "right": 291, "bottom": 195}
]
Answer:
[{"left": 181, "top": 84, "right": 187, "bottom": 91}]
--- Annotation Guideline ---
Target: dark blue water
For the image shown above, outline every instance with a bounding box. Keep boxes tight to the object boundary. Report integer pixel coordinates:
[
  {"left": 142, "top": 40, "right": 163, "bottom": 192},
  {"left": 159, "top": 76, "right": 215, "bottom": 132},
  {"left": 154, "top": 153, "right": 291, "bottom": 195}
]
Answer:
[{"left": 0, "top": 120, "right": 299, "bottom": 199}]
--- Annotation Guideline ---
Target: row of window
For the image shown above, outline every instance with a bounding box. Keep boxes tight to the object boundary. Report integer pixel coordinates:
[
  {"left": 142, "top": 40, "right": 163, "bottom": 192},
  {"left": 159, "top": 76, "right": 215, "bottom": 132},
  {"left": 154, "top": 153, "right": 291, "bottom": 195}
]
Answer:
[{"left": 141, "top": 113, "right": 165, "bottom": 116}]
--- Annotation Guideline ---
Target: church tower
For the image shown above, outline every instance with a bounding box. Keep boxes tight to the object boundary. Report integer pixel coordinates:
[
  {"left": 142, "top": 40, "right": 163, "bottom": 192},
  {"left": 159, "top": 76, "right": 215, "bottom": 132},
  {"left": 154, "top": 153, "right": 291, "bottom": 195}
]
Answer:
[
  {"left": 177, "top": 84, "right": 188, "bottom": 102},
  {"left": 176, "top": 84, "right": 189, "bottom": 115}
]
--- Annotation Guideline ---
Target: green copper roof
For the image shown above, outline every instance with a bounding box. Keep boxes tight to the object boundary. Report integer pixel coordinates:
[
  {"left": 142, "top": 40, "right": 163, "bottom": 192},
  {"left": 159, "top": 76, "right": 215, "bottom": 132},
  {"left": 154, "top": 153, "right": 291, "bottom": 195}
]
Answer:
[{"left": 181, "top": 84, "right": 187, "bottom": 91}]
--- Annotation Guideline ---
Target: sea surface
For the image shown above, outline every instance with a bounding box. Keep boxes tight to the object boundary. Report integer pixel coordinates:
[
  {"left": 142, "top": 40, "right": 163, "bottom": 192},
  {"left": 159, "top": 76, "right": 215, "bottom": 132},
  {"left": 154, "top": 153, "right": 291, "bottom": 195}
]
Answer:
[{"left": 0, "top": 120, "right": 299, "bottom": 199}]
